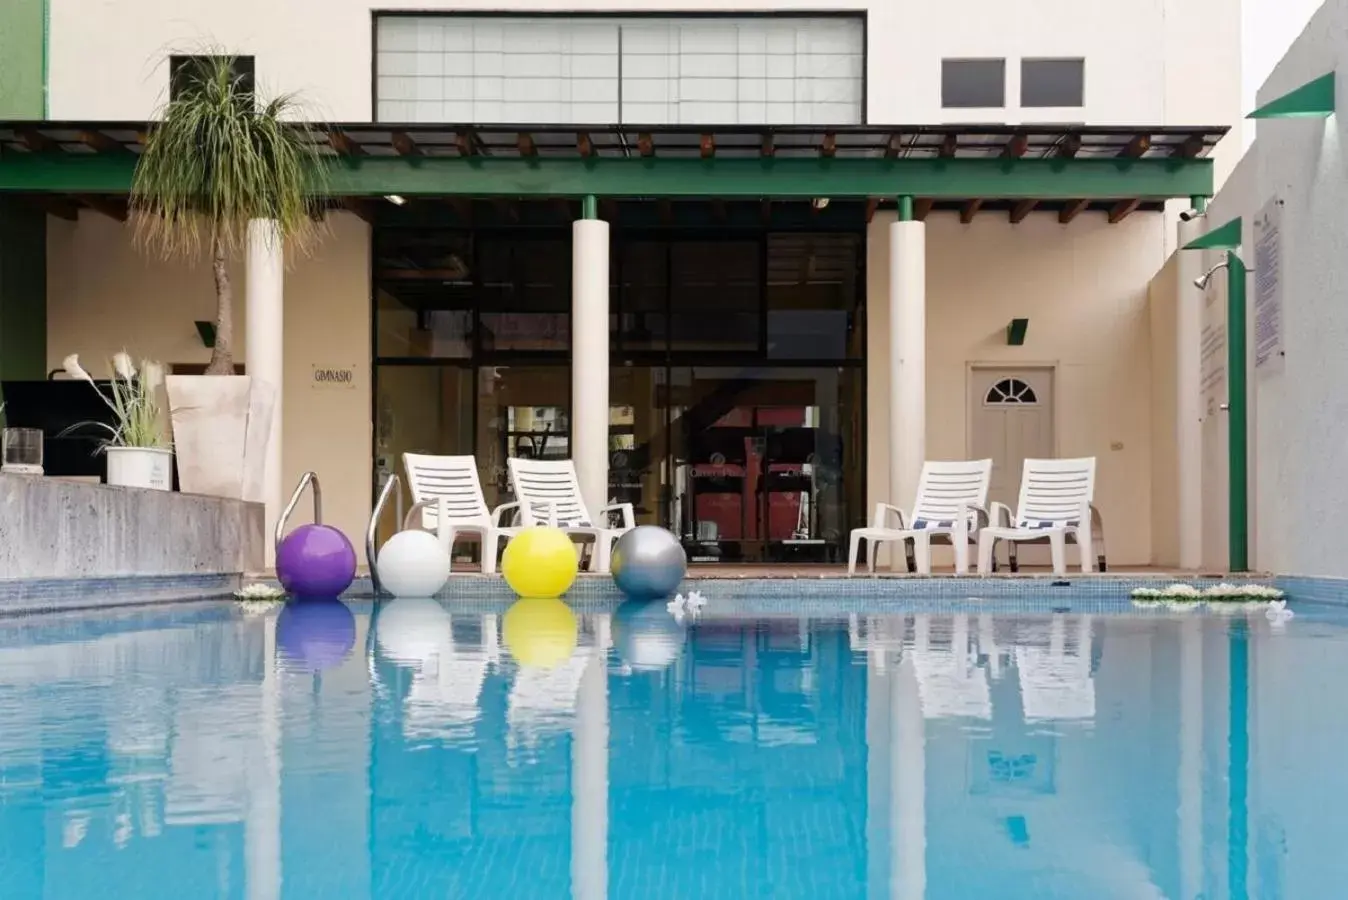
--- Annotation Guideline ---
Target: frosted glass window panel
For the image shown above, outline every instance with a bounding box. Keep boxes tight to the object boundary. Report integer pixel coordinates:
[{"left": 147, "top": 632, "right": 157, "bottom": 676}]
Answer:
[{"left": 376, "top": 15, "right": 862, "bottom": 125}]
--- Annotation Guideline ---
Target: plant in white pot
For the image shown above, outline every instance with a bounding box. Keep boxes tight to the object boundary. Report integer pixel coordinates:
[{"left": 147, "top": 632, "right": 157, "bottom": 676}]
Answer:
[
  {"left": 131, "top": 52, "right": 326, "bottom": 501},
  {"left": 63, "top": 353, "right": 174, "bottom": 491}
]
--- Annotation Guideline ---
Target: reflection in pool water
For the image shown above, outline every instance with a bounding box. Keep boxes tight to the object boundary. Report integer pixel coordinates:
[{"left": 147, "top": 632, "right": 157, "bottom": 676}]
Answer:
[{"left": 0, "top": 598, "right": 1339, "bottom": 898}]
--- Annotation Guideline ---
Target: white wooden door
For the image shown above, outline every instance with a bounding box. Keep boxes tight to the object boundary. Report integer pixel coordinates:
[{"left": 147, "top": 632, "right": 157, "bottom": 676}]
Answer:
[{"left": 969, "top": 368, "right": 1055, "bottom": 564}]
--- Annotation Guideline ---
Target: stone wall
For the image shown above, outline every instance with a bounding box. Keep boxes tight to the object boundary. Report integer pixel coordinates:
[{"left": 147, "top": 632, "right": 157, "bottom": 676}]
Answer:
[{"left": 0, "top": 475, "right": 264, "bottom": 580}]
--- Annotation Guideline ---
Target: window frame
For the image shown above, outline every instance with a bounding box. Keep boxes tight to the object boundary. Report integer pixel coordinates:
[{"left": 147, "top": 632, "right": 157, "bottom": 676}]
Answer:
[
  {"left": 168, "top": 54, "right": 256, "bottom": 103},
  {"left": 1019, "top": 57, "right": 1086, "bottom": 109},
  {"left": 940, "top": 57, "right": 1007, "bottom": 110}
]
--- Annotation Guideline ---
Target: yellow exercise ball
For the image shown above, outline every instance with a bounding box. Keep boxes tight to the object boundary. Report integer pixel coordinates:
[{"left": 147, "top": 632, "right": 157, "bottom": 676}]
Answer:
[
  {"left": 502, "top": 597, "right": 578, "bottom": 669},
  {"left": 501, "top": 526, "right": 579, "bottom": 599}
]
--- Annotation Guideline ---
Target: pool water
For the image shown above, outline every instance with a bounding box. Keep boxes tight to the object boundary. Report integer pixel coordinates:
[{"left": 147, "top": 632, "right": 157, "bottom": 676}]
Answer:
[{"left": 0, "top": 595, "right": 1343, "bottom": 899}]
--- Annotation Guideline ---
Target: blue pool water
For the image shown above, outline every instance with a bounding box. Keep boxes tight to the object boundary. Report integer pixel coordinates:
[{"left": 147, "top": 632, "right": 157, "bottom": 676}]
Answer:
[{"left": 0, "top": 594, "right": 1344, "bottom": 899}]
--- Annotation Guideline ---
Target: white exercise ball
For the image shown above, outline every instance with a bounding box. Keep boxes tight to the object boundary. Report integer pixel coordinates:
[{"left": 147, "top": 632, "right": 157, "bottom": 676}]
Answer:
[
  {"left": 376, "top": 530, "right": 452, "bottom": 599},
  {"left": 375, "top": 597, "right": 453, "bottom": 666}
]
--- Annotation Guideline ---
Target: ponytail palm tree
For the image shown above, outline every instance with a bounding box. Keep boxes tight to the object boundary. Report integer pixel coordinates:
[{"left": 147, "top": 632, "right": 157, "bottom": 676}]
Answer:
[{"left": 132, "top": 54, "right": 326, "bottom": 375}]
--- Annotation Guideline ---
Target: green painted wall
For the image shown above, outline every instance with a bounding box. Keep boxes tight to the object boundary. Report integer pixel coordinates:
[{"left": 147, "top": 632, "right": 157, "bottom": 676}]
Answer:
[
  {"left": 0, "top": 200, "right": 48, "bottom": 384},
  {"left": 0, "top": 0, "right": 45, "bottom": 117}
]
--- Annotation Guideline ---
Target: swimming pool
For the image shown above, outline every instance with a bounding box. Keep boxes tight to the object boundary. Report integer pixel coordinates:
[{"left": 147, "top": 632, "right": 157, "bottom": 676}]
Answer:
[{"left": 0, "top": 594, "right": 1341, "bottom": 899}]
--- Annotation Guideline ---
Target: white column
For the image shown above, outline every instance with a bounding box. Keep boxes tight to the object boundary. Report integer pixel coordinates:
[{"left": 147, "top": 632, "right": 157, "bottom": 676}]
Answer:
[
  {"left": 572, "top": 217, "right": 611, "bottom": 518},
  {"left": 571, "top": 629, "right": 609, "bottom": 900},
  {"left": 891, "top": 621, "right": 926, "bottom": 900},
  {"left": 1178, "top": 617, "right": 1203, "bottom": 900},
  {"left": 245, "top": 615, "right": 281, "bottom": 900},
  {"left": 1177, "top": 218, "right": 1204, "bottom": 570},
  {"left": 247, "top": 219, "right": 284, "bottom": 559},
  {"left": 888, "top": 220, "right": 927, "bottom": 529}
]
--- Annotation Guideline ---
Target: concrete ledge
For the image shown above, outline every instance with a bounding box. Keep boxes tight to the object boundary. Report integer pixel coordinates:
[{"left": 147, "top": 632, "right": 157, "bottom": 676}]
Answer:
[
  {"left": 0, "top": 573, "right": 240, "bottom": 616},
  {"left": 0, "top": 474, "right": 263, "bottom": 580}
]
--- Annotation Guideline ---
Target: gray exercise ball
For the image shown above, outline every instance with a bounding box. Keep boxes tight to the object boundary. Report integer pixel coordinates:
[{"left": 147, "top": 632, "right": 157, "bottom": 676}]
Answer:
[
  {"left": 611, "top": 526, "right": 687, "bottom": 599},
  {"left": 613, "top": 599, "right": 686, "bottom": 671}
]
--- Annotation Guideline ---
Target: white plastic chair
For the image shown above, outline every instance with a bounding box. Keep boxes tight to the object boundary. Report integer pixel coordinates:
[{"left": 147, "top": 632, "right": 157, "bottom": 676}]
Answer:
[
  {"left": 403, "top": 453, "right": 519, "bottom": 574},
  {"left": 976, "top": 457, "right": 1102, "bottom": 576},
  {"left": 847, "top": 459, "right": 993, "bottom": 575},
  {"left": 507, "top": 457, "right": 635, "bottom": 573}
]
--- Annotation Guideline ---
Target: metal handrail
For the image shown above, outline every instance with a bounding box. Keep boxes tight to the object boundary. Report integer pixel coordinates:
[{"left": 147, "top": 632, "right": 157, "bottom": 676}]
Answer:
[
  {"left": 367, "top": 473, "right": 401, "bottom": 595},
  {"left": 276, "top": 471, "right": 322, "bottom": 551}
]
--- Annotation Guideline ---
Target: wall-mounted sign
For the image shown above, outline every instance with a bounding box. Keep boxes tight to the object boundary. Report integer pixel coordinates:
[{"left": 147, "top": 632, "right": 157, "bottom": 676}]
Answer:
[
  {"left": 311, "top": 364, "right": 357, "bottom": 389},
  {"left": 1253, "top": 196, "right": 1285, "bottom": 374}
]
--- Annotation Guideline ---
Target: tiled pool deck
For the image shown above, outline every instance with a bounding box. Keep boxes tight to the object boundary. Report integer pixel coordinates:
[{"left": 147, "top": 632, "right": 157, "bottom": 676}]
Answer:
[{"left": 0, "top": 563, "right": 1316, "bottom": 617}]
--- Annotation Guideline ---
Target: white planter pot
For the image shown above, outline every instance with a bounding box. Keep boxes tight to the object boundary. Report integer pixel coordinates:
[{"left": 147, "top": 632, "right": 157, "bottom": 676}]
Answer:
[
  {"left": 106, "top": 447, "right": 174, "bottom": 491},
  {"left": 166, "top": 375, "right": 276, "bottom": 500}
]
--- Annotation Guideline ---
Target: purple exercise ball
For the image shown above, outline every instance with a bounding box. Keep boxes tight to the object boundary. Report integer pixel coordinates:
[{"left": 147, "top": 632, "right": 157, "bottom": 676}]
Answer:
[
  {"left": 276, "top": 598, "right": 357, "bottom": 671},
  {"left": 277, "top": 524, "right": 357, "bottom": 598}
]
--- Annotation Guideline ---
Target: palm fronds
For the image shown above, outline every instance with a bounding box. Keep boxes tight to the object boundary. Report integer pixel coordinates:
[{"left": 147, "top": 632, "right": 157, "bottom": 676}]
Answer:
[{"left": 132, "top": 53, "right": 326, "bottom": 258}]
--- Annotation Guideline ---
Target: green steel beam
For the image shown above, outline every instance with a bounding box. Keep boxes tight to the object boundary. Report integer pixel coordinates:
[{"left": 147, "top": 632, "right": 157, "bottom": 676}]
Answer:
[
  {"left": 1227, "top": 251, "right": 1249, "bottom": 573},
  {"left": 0, "top": 153, "right": 1216, "bottom": 200},
  {"left": 1247, "top": 71, "right": 1335, "bottom": 119},
  {"left": 1182, "top": 216, "right": 1242, "bottom": 251}
]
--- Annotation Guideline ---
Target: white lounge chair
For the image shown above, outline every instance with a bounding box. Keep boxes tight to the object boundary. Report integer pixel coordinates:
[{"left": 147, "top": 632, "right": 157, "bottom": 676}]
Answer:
[
  {"left": 403, "top": 453, "right": 519, "bottom": 574},
  {"left": 847, "top": 459, "right": 993, "bottom": 575},
  {"left": 507, "top": 457, "right": 635, "bottom": 573},
  {"left": 976, "top": 457, "right": 1103, "bottom": 576}
]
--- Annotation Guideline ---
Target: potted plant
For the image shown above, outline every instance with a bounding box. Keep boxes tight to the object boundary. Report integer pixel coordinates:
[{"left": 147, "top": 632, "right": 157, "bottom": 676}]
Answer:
[
  {"left": 63, "top": 353, "right": 174, "bottom": 490},
  {"left": 131, "top": 52, "right": 326, "bottom": 500}
]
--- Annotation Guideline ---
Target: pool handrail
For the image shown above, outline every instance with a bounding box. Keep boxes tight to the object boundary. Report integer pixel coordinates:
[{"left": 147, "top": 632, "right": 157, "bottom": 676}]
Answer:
[
  {"left": 276, "top": 471, "right": 322, "bottom": 552},
  {"left": 366, "top": 472, "right": 402, "bottom": 595}
]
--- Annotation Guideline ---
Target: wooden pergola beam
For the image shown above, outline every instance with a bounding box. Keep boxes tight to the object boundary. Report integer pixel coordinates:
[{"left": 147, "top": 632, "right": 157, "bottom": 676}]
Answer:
[
  {"left": 1057, "top": 133, "right": 1083, "bottom": 158},
  {"left": 1059, "top": 199, "right": 1090, "bottom": 224},
  {"left": 17, "top": 127, "right": 57, "bottom": 153},
  {"left": 938, "top": 133, "right": 958, "bottom": 158},
  {"left": 960, "top": 198, "right": 983, "bottom": 224},
  {"left": 1010, "top": 199, "right": 1038, "bottom": 224},
  {"left": 30, "top": 195, "right": 79, "bottom": 221},
  {"left": 391, "top": 131, "right": 421, "bottom": 156},
  {"left": 517, "top": 132, "right": 537, "bottom": 157},
  {"left": 1108, "top": 198, "right": 1141, "bottom": 223},
  {"left": 637, "top": 132, "right": 654, "bottom": 158},
  {"left": 75, "top": 194, "right": 128, "bottom": 222},
  {"left": 577, "top": 131, "right": 594, "bottom": 158},
  {"left": 700, "top": 133, "right": 715, "bottom": 159},
  {"left": 1172, "top": 133, "right": 1206, "bottom": 158},
  {"left": 1120, "top": 134, "right": 1152, "bottom": 158},
  {"left": 864, "top": 197, "right": 879, "bottom": 223},
  {"left": 820, "top": 132, "right": 837, "bottom": 158},
  {"left": 79, "top": 130, "right": 124, "bottom": 154},
  {"left": 760, "top": 132, "right": 775, "bottom": 158},
  {"left": 328, "top": 128, "right": 363, "bottom": 157},
  {"left": 913, "top": 197, "right": 934, "bottom": 221},
  {"left": 1002, "top": 132, "right": 1029, "bottom": 158},
  {"left": 454, "top": 130, "right": 476, "bottom": 157},
  {"left": 340, "top": 197, "right": 376, "bottom": 222},
  {"left": 885, "top": 133, "right": 904, "bottom": 158}
]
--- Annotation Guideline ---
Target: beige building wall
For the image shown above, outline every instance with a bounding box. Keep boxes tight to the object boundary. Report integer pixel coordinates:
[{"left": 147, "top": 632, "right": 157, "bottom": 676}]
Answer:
[
  {"left": 1147, "top": 255, "right": 1180, "bottom": 568},
  {"left": 46, "top": 212, "right": 373, "bottom": 550},
  {"left": 868, "top": 209, "right": 1166, "bottom": 567},
  {"left": 52, "top": 206, "right": 1167, "bottom": 568}
]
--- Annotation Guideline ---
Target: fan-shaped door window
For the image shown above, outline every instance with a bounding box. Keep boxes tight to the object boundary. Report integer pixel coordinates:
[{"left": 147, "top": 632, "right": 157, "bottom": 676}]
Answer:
[{"left": 984, "top": 377, "right": 1039, "bottom": 405}]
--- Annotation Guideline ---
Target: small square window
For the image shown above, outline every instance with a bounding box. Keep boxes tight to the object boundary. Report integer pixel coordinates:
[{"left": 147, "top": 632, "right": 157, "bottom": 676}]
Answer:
[
  {"left": 170, "top": 55, "right": 256, "bottom": 102},
  {"left": 941, "top": 59, "right": 1006, "bottom": 109},
  {"left": 1021, "top": 58, "right": 1084, "bottom": 108}
]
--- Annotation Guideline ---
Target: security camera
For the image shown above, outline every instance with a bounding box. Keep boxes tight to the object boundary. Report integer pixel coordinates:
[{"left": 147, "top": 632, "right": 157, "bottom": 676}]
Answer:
[{"left": 1179, "top": 208, "right": 1203, "bottom": 222}]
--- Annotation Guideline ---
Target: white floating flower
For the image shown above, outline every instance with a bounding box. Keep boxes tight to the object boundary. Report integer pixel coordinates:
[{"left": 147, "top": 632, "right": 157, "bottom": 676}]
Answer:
[
  {"left": 1265, "top": 599, "right": 1294, "bottom": 627},
  {"left": 684, "top": 590, "right": 707, "bottom": 610},
  {"left": 234, "top": 582, "right": 286, "bottom": 602}
]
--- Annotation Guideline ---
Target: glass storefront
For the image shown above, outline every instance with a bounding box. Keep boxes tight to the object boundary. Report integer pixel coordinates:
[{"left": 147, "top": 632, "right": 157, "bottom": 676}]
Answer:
[{"left": 374, "top": 223, "right": 864, "bottom": 564}]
